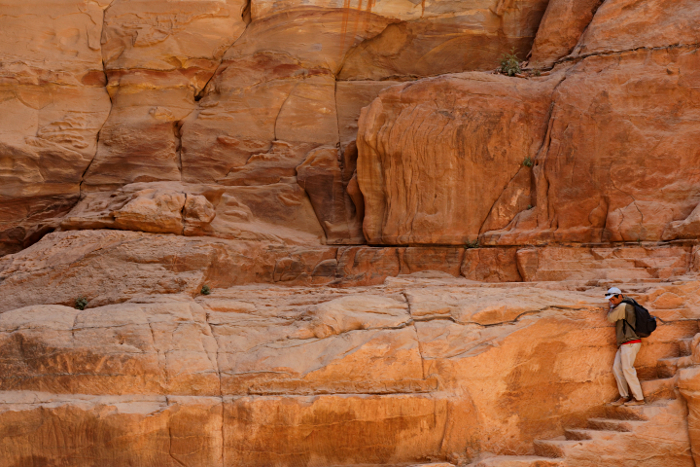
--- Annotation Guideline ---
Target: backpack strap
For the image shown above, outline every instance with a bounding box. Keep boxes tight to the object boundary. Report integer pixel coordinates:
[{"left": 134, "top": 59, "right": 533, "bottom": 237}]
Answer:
[{"left": 620, "top": 300, "right": 637, "bottom": 333}]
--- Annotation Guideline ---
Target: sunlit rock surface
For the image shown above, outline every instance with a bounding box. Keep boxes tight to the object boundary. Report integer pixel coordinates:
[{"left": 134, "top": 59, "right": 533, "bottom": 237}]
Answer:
[{"left": 2, "top": 0, "right": 700, "bottom": 465}]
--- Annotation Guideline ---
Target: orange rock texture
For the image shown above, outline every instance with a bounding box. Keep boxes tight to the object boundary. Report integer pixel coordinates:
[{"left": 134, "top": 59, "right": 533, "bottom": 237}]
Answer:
[{"left": 1, "top": 0, "right": 700, "bottom": 465}]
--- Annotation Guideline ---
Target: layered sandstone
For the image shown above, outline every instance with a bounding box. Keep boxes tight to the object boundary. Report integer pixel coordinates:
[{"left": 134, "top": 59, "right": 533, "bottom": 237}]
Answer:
[
  {"left": 528, "top": 0, "right": 602, "bottom": 67},
  {"left": 0, "top": 0, "right": 111, "bottom": 255},
  {"left": 2, "top": 0, "right": 700, "bottom": 465},
  {"left": 357, "top": 72, "right": 559, "bottom": 245},
  {"left": 0, "top": 0, "right": 558, "bottom": 252},
  {"left": 1, "top": 278, "right": 698, "bottom": 465},
  {"left": 83, "top": 0, "right": 248, "bottom": 188},
  {"left": 486, "top": 48, "right": 700, "bottom": 246},
  {"left": 357, "top": 9, "right": 700, "bottom": 247}
]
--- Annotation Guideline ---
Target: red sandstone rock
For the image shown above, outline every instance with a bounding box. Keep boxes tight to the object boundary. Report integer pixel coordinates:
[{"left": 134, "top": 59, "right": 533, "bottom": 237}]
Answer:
[
  {"left": 0, "top": 230, "right": 338, "bottom": 312},
  {"left": 461, "top": 248, "right": 522, "bottom": 282},
  {"left": 336, "top": 81, "right": 402, "bottom": 151},
  {"left": 1, "top": 281, "right": 697, "bottom": 465},
  {"left": 357, "top": 72, "right": 561, "bottom": 245},
  {"left": 529, "top": 0, "right": 603, "bottom": 68},
  {"left": 0, "top": 392, "right": 225, "bottom": 467},
  {"left": 62, "top": 181, "right": 324, "bottom": 242},
  {"left": 572, "top": 0, "right": 700, "bottom": 57},
  {"left": 83, "top": 0, "right": 247, "bottom": 188},
  {"left": 3, "top": 1, "right": 700, "bottom": 465},
  {"left": 0, "top": 1, "right": 111, "bottom": 255},
  {"left": 483, "top": 48, "right": 700, "bottom": 245},
  {"left": 664, "top": 203, "right": 700, "bottom": 241},
  {"left": 338, "top": 0, "right": 550, "bottom": 80},
  {"left": 297, "top": 147, "right": 365, "bottom": 244}
]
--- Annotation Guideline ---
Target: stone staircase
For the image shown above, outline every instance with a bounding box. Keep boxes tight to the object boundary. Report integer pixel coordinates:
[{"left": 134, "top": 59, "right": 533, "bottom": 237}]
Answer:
[{"left": 470, "top": 335, "right": 697, "bottom": 467}]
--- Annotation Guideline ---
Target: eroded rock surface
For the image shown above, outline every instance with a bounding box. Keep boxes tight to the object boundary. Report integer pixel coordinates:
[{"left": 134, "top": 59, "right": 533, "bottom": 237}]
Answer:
[
  {"left": 529, "top": 0, "right": 603, "bottom": 67},
  {"left": 1, "top": 278, "right": 697, "bottom": 466},
  {"left": 484, "top": 48, "right": 700, "bottom": 245},
  {"left": 0, "top": 0, "right": 111, "bottom": 255},
  {"left": 2, "top": 0, "right": 700, "bottom": 465},
  {"left": 357, "top": 73, "right": 559, "bottom": 245}
]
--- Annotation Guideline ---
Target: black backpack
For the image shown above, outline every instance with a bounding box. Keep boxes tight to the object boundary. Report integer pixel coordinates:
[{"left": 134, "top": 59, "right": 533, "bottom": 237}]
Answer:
[{"left": 621, "top": 297, "right": 657, "bottom": 338}]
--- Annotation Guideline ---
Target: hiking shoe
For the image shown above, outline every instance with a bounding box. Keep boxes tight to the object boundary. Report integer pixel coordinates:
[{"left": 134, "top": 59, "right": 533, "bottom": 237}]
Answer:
[
  {"left": 624, "top": 398, "right": 646, "bottom": 407},
  {"left": 607, "top": 397, "right": 629, "bottom": 407}
]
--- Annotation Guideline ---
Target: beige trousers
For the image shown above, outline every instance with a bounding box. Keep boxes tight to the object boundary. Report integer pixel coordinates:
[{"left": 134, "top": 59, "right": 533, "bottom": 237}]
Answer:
[{"left": 613, "top": 342, "right": 643, "bottom": 400}]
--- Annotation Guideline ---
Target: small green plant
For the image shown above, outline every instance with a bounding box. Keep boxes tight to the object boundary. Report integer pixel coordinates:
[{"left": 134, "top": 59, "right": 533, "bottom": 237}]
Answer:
[
  {"left": 534, "top": 69, "right": 542, "bottom": 77},
  {"left": 465, "top": 240, "right": 480, "bottom": 249},
  {"left": 527, "top": 204, "right": 533, "bottom": 210},
  {"left": 201, "top": 285, "right": 211, "bottom": 295},
  {"left": 75, "top": 296, "right": 88, "bottom": 310},
  {"left": 499, "top": 48, "right": 522, "bottom": 77},
  {"left": 523, "top": 156, "right": 533, "bottom": 168}
]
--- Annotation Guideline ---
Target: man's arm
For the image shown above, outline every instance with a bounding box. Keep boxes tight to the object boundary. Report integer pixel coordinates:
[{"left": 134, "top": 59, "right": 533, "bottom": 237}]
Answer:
[{"left": 607, "top": 303, "right": 627, "bottom": 323}]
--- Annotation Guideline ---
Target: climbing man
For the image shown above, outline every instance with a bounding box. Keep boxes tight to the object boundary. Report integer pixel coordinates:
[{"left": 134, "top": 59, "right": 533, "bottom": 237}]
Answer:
[{"left": 605, "top": 286, "right": 645, "bottom": 407}]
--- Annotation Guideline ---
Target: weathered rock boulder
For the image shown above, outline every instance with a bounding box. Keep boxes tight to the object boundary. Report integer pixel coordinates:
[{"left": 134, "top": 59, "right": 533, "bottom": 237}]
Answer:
[
  {"left": 338, "top": 0, "right": 550, "bottom": 80},
  {"left": 572, "top": 0, "right": 700, "bottom": 58},
  {"left": 357, "top": 72, "right": 560, "bottom": 245},
  {"left": 61, "top": 181, "right": 324, "bottom": 241},
  {"left": 529, "top": 0, "right": 603, "bottom": 67},
  {"left": 484, "top": 48, "right": 700, "bottom": 245}
]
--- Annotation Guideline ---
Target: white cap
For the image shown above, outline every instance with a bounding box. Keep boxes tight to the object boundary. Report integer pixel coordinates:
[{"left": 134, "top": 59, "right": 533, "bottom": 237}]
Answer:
[{"left": 605, "top": 287, "right": 622, "bottom": 299}]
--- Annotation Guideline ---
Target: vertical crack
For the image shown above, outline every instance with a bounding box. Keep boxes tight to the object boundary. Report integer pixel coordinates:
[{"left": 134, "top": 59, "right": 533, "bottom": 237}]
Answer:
[
  {"left": 79, "top": 1, "right": 114, "bottom": 202},
  {"left": 147, "top": 321, "right": 167, "bottom": 393},
  {"left": 193, "top": 0, "right": 253, "bottom": 103},
  {"left": 402, "top": 291, "right": 426, "bottom": 380},
  {"left": 273, "top": 82, "right": 299, "bottom": 142},
  {"left": 173, "top": 120, "right": 183, "bottom": 179},
  {"left": 166, "top": 396, "right": 188, "bottom": 467},
  {"left": 70, "top": 309, "right": 81, "bottom": 351},
  {"left": 205, "top": 312, "right": 223, "bottom": 398}
]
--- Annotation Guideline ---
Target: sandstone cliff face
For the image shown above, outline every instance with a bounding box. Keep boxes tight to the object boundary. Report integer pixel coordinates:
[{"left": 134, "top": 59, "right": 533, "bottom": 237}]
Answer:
[
  {"left": 0, "top": 0, "right": 554, "bottom": 253},
  {"left": 0, "top": 0, "right": 111, "bottom": 256},
  {"left": 1, "top": 280, "right": 697, "bottom": 466},
  {"left": 357, "top": 0, "right": 700, "bottom": 246},
  {"left": 357, "top": 72, "right": 558, "bottom": 245},
  {"left": 2, "top": 0, "right": 700, "bottom": 466}
]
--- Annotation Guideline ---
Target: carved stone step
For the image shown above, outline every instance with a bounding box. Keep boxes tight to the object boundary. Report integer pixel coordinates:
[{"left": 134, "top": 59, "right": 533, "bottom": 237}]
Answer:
[
  {"left": 605, "top": 397, "right": 677, "bottom": 422},
  {"left": 656, "top": 357, "right": 680, "bottom": 378},
  {"left": 533, "top": 438, "right": 587, "bottom": 458},
  {"left": 564, "top": 428, "right": 632, "bottom": 442},
  {"left": 587, "top": 417, "right": 645, "bottom": 432},
  {"left": 641, "top": 376, "right": 677, "bottom": 401},
  {"left": 563, "top": 428, "right": 593, "bottom": 440},
  {"left": 679, "top": 337, "right": 695, "bottom": 357}
]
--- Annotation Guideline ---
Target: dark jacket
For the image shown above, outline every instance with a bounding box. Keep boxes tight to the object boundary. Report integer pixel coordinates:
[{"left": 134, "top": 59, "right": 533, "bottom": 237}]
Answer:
[{"left": 607, "top": 301, "right": 640, "bottom": 346}]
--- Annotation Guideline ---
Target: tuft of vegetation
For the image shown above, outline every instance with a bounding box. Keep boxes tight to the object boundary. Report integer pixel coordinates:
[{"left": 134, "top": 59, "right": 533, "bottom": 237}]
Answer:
[
  {"left": 527, "top": 204, "right": 533, "bottom": 210},
  {"left": 75, "top": 296, "right": 88, "bottom": 310},
  {"left": 523, "top": 156, "right": 534, "bottom": 168},
  {"left": 499, "top": 48, "right": 522, "bottom": 77},
  {"left": 201, "top": 285, "right": 211, "bottom": 295},
  {"left": 465, "top": 240, "right": 480, "bottom": 249}
]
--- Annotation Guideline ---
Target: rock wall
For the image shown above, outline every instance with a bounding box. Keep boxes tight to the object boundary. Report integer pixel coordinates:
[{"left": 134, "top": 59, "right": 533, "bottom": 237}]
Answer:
[
  {"left": 2, "top": 0, "right": 700, "bottom": 466},
  {"left": 357, "top": 0, "right": 700, "bottom": 247},
  {"left": 357, "top": 72, "right": 558, "bottom": 245},
  {"left": 0, "top": 0, "right": 553, "bottom": 254},
  {"left": 1, "top": 280, "right": 697, "bottom": 466}
]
